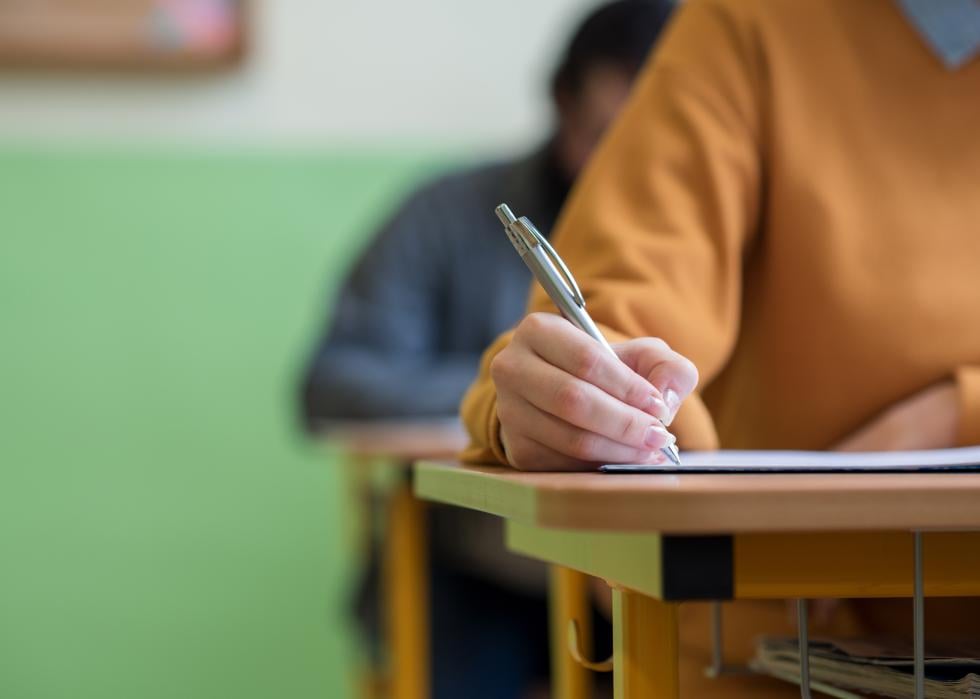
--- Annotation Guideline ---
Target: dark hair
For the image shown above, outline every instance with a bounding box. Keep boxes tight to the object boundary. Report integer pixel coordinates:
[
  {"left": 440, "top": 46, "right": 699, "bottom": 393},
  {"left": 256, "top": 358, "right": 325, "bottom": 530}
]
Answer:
[{"left": 551, "top": 0, "right": 675, "bottom": 99}]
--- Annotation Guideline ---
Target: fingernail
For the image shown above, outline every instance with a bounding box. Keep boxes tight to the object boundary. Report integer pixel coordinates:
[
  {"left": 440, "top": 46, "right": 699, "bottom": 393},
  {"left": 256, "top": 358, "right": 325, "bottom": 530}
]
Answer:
[
  {"left": 644, "top": 425, "right": 672, "bottom": 449},
  {"left": 638, "top": 449, "right": 668, "bottom": 464},
  {"left": 664, "top": 389, "right": 682, "bottom": 425}
]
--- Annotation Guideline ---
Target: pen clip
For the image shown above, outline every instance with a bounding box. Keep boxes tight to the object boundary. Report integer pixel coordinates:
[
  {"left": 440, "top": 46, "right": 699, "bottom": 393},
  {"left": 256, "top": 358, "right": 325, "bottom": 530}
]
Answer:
[{"left": 529, "top": 225, "right": 586, "bottom": 308}]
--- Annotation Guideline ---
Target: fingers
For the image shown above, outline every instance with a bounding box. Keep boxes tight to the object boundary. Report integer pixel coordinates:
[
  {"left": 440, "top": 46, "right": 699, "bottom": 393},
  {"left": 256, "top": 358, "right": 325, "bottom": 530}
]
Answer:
[
  {"left": 501, "top": 425, "right": 667, "bottom": 472},
  {"left": 515, "top": 313, "right": 670, "bottom": 422},
  {"left": 494, "top": 344, "right": 675, "bottom": 453},
  {"left": 498, "top": 395, "right": 661, "bottom": 466},
  {"left": 500, "top": 431, "right": 596, "bottom": 472}
]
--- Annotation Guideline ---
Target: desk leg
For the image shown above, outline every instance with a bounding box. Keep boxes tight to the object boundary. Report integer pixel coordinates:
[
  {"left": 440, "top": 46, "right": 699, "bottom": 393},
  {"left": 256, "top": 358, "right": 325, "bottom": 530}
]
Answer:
[
  {"left": 913, "top": 531, "right": 925, "bottom": 699},
  {"left": 613, "top": 589, "right": 679, "bottom": 699},
  {"left": 550, "top": 566, "right": 593, "bottom": 699},
  {"left": 383, "top": 481, "right": 430, "bottom": 699}
]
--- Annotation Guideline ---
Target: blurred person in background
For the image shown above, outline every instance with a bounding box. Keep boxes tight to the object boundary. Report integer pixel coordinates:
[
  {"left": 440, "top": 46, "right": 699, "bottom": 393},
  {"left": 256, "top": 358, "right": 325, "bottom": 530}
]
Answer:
[
  {"left": 300, "top": 2, "right": 675, "bottom": 698},
  {"left": 461, "top": 0, "right": 980, "bottom": 696}
]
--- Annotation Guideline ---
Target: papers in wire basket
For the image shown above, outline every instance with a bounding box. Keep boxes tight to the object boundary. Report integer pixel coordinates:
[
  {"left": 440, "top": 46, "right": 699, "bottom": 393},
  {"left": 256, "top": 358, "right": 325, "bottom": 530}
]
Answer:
[{"left": 751, "top": 636, "right": 980, "bottom": 699}]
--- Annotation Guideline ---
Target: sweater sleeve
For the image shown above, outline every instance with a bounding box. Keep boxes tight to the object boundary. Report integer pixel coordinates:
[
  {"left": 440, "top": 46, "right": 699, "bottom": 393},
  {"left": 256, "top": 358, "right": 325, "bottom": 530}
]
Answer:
[
  {"left": 955, "top": 367, "right": 980, "bottom": 447},
  {"left": 461, "top": 0, "right": 764, "bottom": 464}
]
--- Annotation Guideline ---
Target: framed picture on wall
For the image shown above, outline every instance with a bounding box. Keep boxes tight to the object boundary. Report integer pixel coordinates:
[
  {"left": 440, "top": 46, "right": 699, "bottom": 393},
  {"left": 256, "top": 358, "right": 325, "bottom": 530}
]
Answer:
[{"left": 0, "top": 0, "right": 246, "bottom": 70}]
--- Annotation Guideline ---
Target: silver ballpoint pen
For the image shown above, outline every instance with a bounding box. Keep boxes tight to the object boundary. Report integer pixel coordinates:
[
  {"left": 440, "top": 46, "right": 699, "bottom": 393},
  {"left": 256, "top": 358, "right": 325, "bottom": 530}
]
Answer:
[{"left": 495, "top": 203, "right": 682, "bottom": 466}]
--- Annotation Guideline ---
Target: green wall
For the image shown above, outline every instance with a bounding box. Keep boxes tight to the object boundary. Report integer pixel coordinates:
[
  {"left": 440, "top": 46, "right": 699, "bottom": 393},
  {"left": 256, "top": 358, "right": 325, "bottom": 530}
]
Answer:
[{"left": 0, "top": 147, "right": 451, "bottom": 699}]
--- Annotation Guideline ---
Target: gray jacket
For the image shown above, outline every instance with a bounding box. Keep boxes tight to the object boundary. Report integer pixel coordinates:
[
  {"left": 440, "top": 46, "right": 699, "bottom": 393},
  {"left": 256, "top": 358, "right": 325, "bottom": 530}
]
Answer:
[{"left": 301, "top": 146, "right": 566, "bottom": 424}]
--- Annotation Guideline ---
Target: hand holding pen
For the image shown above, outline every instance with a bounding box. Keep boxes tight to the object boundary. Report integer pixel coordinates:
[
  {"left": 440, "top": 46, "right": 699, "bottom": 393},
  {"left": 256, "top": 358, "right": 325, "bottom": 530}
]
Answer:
[{"left": 491, "top": 204, "right": 697, "bottom": 471}]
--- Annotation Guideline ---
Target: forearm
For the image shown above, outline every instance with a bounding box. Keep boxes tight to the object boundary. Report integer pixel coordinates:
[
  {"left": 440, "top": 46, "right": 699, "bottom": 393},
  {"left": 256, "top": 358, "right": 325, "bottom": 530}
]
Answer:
[{"left": 302, "top": 349, "right": 479, "bottom": 424}]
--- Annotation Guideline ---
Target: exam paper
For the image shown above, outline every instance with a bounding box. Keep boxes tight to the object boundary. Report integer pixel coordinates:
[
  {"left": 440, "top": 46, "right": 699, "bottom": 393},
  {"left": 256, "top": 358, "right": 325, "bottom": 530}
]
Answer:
[{"left": 601, "top": 446, "right": 980, "bottom": 473}]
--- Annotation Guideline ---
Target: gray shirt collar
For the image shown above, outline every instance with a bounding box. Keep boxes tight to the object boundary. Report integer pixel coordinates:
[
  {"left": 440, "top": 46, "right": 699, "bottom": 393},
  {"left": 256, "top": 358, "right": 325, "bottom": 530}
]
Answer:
[{"left": 895, "top": 0, "right": 980, "bottom": 69}]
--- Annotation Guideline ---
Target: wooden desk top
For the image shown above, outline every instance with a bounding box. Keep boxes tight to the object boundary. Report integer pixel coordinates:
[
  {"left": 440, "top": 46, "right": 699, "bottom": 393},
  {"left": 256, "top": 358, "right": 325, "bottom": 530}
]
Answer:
[
  {"left": 320, "top": 419, "right": 467, "bottom": 462},
  {"left": 415, "top": 461, "right": 980, "bottom": 533}
]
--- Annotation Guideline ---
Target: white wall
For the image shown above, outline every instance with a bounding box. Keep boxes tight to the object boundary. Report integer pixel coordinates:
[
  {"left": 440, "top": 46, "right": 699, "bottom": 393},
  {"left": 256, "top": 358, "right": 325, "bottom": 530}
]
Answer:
[{"left": 0, "top": 0, "right": 598, "bottom": 149}]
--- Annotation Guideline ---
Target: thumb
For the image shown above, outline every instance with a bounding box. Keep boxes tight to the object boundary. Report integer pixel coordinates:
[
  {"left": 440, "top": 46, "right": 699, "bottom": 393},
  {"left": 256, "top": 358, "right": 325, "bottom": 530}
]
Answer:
[{"left": 616, "top": 338, "right": 699, "bottom": 424}]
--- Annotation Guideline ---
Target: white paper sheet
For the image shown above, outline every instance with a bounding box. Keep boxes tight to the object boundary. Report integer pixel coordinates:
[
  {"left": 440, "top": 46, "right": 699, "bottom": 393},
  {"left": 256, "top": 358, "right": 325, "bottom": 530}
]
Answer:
[{"left": 601, "top": 446, "right": 980, "bottom": 473}]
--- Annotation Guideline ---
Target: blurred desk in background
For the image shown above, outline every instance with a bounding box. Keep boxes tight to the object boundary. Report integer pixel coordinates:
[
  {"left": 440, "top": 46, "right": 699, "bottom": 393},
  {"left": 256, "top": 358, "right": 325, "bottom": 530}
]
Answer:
[
  {"left": 324, "top": 418, "right": 467, "bottom": 463},
  {"left": 416, "top": 461, "right": 980, "bottom": 699},
  {"left": 322, "top": 419, "right": 467, "bottom": 699}
]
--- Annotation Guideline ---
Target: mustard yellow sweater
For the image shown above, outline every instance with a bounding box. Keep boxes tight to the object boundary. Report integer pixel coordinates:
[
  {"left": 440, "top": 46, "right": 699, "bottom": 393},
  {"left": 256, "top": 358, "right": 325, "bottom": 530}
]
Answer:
[{"left": 462, "top": 0, "right": 980, "bottom": 464}]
